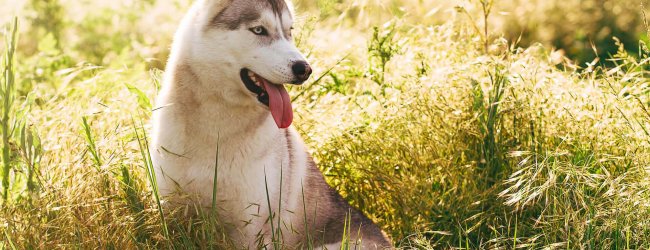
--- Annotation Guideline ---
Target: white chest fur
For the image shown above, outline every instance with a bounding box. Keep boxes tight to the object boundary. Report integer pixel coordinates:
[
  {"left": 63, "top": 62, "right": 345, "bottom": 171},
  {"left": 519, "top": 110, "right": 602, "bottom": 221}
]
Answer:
[{"left": 151, "top": 94, "right": 307, "bottom": 246}]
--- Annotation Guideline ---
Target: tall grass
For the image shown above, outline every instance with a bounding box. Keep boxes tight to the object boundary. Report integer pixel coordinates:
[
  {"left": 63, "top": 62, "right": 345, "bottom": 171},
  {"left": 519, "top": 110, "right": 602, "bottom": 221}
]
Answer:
[
  {"left": 133, "top": 119, "right": 169, "bottom": 242},
  {"left": 0, "top": 0, "right": 648, "bottom": 249},
  {"left": 0, "top": 17, "right": 18, "bottom": 202}
]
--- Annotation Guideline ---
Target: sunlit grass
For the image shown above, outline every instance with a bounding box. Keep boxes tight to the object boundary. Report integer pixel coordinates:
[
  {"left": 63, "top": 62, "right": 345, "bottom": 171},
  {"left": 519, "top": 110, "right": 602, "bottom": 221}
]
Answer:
[{"left": 0, "top": 0, "right": 649, "bottom": 249}]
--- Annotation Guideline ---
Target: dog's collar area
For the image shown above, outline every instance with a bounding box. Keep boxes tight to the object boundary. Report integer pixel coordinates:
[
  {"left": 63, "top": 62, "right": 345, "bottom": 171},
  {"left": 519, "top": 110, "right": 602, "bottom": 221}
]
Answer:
[{"left": 240, "top": 68, "right": 269, "bottom": 106}]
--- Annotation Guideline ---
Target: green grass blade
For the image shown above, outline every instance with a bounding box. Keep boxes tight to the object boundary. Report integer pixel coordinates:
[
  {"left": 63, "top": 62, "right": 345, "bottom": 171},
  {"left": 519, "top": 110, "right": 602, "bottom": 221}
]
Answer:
[
  {"left": 211, "top": 135, "right": 219, "bottom": 215},
  {"left": 81, "top": 116, "right": 102, "bottom": 169},
  {"left": 264, "top": 167, "right": 276, "bottom": 249},
  {"left": 132, "top": 118, "right": 170, "bottom": 242},
  {"left": 1, "top": 17, "right": 18, "bottom": 202}
]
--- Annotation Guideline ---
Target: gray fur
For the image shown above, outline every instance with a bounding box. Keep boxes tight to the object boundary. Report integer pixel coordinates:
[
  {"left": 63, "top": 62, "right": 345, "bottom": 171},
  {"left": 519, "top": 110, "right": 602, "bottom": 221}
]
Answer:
[{"left": 211, "top": 0, "right": 288, "bottom": 30}]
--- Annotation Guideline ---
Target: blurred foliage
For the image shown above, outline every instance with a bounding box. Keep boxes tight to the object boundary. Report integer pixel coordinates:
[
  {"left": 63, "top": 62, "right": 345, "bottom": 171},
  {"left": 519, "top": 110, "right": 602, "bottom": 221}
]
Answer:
[
  {"left": 297, "top": 0, "right": 648, "bottom": 66},
  {"left": 26, "top": 0, "right": 64, "bottom": 51},
  {"left": 501, "top": 0, "right": 648, "bottom": 66}
]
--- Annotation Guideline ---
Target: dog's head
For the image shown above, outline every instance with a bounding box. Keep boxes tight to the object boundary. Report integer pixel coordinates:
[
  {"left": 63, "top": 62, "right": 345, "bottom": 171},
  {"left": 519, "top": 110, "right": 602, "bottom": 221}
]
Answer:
[{"left": 180, "top": 0, "right": 311, "bottom": 128}]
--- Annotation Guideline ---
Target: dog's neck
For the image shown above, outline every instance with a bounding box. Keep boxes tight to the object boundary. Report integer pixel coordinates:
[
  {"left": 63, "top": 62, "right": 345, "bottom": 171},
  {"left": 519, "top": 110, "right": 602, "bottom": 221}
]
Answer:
[{"left": 163, "top": 60, "right": 282, "bottom": 149}]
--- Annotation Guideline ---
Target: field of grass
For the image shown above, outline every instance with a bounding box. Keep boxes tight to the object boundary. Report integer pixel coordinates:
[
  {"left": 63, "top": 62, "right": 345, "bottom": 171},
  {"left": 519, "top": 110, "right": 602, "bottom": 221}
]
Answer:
[{"left": 1, "top": 0, "right": 649, "bottom": 249}]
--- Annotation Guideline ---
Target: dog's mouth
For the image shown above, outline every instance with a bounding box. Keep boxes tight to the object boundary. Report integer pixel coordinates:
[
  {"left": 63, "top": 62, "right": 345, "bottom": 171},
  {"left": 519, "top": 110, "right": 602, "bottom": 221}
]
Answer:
[{"left": 240, "top": 68, "right": 293, "bottom": 129}]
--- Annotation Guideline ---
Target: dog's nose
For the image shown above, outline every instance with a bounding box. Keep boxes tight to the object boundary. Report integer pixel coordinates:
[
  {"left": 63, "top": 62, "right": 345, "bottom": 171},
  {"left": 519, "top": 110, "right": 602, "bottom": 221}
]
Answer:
[{"left": 291, "top": 61, "right": 312, "bottom": 83}]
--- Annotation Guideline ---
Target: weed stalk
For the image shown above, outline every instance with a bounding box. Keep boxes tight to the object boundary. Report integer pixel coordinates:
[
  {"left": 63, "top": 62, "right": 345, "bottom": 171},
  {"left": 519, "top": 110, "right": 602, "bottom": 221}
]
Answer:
[{"left": 1, "top": 17, "right": 18, "bottom": 202}]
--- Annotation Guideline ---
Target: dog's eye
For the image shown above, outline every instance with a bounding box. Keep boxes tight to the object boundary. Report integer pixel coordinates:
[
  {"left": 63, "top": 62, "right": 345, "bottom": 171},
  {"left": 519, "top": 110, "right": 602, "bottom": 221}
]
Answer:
[{"left": 249, "top": 26, "right": 268, "bottom": 36}]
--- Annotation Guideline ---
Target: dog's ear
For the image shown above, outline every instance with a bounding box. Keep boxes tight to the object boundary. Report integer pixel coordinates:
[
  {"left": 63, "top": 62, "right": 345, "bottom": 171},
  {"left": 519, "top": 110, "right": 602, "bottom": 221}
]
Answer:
[
  {"left": 194, "top": 0, "right": 236, "bottom": 27},
  {"left": 284, "top": 0, "right": 295, "bottom": 17},
  {"left": 199, "top": 0, "right": 234, "bottom": 17}
]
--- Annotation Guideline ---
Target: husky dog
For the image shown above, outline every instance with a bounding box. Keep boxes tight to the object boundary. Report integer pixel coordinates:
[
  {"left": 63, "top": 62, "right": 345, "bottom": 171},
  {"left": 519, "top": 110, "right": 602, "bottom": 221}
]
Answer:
[{"left": 150, "top": 0, "right": 391, "bottom": 249}]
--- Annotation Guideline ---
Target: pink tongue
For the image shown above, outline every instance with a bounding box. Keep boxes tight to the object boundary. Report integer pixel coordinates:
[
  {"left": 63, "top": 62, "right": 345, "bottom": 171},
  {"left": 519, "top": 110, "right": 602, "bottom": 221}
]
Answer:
[{"left": 262, "top": 80, "right": 293, "bottom": 128}]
